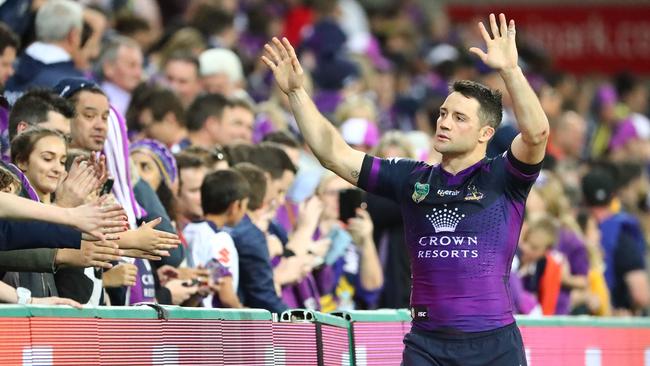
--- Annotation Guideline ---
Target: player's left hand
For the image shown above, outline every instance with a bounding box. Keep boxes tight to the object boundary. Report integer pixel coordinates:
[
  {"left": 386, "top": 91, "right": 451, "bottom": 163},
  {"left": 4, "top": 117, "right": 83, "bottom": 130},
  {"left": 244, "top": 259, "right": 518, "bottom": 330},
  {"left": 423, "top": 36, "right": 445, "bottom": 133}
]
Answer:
[{"left": 469, "top": 13, "right": 518, "bottom": 72}]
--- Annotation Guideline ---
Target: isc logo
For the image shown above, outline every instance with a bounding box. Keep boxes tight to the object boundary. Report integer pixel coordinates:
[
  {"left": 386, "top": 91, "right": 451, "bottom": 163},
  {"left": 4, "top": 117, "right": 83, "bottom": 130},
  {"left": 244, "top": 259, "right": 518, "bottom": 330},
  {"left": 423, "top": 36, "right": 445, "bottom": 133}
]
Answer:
[{"left": 411, "top": 307, "right": 429, "bottom": 320}]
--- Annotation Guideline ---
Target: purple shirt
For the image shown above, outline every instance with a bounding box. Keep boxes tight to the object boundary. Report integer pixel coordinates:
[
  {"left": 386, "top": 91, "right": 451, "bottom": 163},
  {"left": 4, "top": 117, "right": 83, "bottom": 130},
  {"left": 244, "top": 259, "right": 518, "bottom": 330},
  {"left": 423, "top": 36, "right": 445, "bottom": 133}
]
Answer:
[
  {"left": 609, "top": 118, "right": 638, "bottom": 151},
  {"left": 357, "top": 149, "right": 540, "bottom": 332},
  {"left": 128, "top": 259, "right": 155, "bottom": 304},
  {"left": 555, "top": 228, "right": 589, "bottom": 314}
]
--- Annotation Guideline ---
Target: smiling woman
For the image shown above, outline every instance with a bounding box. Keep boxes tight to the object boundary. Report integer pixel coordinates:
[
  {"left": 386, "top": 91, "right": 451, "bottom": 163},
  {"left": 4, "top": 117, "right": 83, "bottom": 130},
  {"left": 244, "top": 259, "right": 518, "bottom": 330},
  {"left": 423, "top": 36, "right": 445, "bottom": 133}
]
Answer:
[{"left": 11, "top": 127, "right": 68, "bottom": 203}]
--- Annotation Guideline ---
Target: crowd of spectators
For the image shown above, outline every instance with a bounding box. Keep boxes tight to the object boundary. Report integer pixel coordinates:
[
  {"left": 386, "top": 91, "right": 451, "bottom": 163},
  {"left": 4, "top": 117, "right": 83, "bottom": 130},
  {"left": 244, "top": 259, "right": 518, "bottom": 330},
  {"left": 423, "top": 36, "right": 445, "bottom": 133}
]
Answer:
[{"left": 0, "top": 0, "right": 647, "bottom": 318}]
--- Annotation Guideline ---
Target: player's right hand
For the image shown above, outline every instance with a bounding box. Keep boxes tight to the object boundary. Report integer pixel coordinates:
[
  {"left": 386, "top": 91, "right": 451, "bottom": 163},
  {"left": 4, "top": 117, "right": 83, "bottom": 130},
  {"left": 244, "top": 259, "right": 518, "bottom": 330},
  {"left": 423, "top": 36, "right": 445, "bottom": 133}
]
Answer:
[{"left": 262, "top": 37, "right": 304, "bottom": 95}]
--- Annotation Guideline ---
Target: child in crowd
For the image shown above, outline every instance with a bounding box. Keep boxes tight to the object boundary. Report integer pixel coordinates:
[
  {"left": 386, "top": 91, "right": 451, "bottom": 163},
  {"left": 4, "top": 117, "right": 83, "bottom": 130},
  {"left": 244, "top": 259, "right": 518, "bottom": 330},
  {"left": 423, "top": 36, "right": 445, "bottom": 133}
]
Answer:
[
  {"left": 183, "top": 169, "right": 249, "bottom": 308},
  {"left": 0, "top": 165, "right": 20, "bottom": 194},
  {"left": 516, "top": 215, "right": 564, "bottom": 315}
]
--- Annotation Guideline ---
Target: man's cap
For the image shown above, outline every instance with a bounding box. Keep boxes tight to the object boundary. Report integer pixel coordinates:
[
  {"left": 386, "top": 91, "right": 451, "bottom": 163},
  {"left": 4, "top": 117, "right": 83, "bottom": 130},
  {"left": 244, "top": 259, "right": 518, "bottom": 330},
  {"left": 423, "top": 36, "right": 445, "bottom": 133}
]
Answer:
[
  {"left": 53, "top": 78, "right": 101, "bottom": 99},
  {"left": 581, "top": 167, "right": 616, "bottom": 207}
]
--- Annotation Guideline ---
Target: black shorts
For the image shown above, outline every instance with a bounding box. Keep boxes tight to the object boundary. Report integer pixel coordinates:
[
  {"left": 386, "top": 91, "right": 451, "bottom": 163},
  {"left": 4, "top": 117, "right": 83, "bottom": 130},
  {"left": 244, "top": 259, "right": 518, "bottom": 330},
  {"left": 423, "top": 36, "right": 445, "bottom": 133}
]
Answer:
[{"left": 401, "top": 322, "right": 527, "bottom": 366}]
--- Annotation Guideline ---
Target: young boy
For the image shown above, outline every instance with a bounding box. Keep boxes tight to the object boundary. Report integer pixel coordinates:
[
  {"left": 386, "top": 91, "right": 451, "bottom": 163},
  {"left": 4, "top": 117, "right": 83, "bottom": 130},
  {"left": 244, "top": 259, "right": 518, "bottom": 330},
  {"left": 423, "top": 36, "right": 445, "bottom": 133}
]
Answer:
[{"left": 182, "top": 169, "right": 250, "bottom": 308}]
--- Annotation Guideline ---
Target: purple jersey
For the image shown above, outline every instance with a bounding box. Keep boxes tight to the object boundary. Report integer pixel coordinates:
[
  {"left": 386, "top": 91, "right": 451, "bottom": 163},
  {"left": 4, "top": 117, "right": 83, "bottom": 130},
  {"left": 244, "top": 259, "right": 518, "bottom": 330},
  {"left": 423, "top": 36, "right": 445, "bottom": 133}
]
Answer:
[{"left": 358, "top": 149, "right": 541, "bottom": 332}]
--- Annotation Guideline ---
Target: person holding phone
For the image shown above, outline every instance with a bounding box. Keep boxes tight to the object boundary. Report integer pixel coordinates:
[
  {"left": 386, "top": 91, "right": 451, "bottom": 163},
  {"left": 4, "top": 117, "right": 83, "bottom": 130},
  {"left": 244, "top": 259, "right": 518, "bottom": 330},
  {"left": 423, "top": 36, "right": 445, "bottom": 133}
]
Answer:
[
  {"left": 263, "top": 13, "right": 547, "bottom": 365},
  {"left": 315, "top": 173, "right": 383, "bottom": 311}
]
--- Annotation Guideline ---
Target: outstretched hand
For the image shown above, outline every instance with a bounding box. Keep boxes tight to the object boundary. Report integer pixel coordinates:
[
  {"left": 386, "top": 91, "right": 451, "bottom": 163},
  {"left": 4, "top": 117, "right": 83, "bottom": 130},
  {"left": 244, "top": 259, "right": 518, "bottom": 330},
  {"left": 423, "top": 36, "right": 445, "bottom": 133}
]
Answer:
[
  {"left": 70, "top": 197, "right": 127, "bottom": 240},
  {"left": 261, "top": 37, "right": 305, "bottom": 95},
  {"left": 469, "top": 13, "right": 518, "bottom": 72}
]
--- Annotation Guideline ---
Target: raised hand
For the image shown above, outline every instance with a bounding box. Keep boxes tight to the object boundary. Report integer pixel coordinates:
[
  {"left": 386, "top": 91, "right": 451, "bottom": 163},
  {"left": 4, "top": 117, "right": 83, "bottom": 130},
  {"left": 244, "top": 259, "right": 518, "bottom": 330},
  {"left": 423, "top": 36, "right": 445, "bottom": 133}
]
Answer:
[
  {"left": 90, "top": 153, "right": 108, "bottom": 190},
  {"left": 261, "top": 37, "right": 305, "bottom": 95},
  {"left": 55, "top": 157, "right": 100, "bottom": 208},
  {"left": 469, "top": 13, "right": 518, "bottom": 72}
]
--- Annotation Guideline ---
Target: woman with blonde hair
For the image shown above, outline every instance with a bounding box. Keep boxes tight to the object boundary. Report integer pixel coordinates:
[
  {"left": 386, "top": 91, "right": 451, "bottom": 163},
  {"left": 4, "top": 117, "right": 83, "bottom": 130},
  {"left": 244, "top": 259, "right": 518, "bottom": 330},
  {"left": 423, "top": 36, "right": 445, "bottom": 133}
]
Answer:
[{"left": 527, "top": 172, "right": 590, "bottom": 315}]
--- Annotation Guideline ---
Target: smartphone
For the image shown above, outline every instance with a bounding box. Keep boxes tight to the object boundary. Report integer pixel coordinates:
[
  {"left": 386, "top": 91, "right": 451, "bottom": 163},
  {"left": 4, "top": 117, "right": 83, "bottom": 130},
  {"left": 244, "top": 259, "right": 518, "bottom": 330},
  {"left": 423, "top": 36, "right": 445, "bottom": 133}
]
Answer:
[
  {"left": 182, "top": 278, "right": 200, "bottom": 287},
  {"left": 205, "top": 259, "right": 227, "bottom": 284},
  {"left": 100, "top": 178, "right": 114, "bottom": 196},
  {"left": 339, "top": 188, "right": 366, "bottom": 223}
]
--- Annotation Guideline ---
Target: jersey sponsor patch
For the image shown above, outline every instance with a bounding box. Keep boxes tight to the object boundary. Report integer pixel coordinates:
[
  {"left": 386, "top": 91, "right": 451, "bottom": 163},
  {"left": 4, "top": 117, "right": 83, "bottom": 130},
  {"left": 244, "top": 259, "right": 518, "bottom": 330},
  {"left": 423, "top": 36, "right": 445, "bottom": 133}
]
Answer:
[
  {"left": 218, "top": 248, "right": 230, "bottom": 265},
  {"left": 412, "top": 182, "right": 430, "bottom": 203},
  {"left": 437, "top": 189, "right": 460, "bottom": 197}
]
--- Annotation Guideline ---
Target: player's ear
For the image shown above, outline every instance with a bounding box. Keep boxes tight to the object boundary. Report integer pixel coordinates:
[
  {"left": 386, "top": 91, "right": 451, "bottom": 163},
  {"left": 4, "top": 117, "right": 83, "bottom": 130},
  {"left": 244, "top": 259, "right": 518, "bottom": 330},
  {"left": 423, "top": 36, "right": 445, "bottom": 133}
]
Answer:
[{"left": 478, "top": 125, "right": 495, "bottom": 143}]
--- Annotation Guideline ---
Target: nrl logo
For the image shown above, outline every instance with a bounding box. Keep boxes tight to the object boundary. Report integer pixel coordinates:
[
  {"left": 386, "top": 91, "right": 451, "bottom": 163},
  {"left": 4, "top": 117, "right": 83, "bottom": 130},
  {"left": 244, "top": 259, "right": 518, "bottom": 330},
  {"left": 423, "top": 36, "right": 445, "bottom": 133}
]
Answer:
[
  {"left": 464, "top": 185, "right": 484, "bottom": 201},
  {"left": 412, "top": 182, "right": 430, "bottom": 203}
]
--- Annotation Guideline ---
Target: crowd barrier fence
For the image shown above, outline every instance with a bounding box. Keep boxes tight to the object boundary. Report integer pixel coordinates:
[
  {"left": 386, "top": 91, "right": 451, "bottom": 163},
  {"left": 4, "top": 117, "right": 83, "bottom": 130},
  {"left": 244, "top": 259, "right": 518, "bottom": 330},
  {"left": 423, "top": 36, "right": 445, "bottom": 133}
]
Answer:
[{"left": 0, "top": 305, "right": 648, "bottom": 365}]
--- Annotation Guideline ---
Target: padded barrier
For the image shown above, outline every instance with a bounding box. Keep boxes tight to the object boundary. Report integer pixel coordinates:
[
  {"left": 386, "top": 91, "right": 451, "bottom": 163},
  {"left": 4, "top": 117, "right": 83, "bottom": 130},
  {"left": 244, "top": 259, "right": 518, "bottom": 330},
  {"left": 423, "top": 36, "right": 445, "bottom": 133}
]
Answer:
[{"left": 0, "top": 306, "right": 649, "bottom": 365}]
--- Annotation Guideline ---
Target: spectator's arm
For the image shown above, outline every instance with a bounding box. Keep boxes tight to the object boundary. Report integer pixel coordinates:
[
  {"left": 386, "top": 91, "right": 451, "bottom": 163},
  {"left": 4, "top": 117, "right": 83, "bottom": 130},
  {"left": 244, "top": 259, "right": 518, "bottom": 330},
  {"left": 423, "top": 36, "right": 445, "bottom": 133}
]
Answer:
[
  {"left": 357, "top": 235, "right": 383, "bottom": 291},
  {"left": 0, "top": 192, "right": 126, "bottom": 239},
  {"left": 0, "top": 220, "right": 82, "bottom": 251},
  {"left": 216, "top": 276, "right": 243, "bottom": 308},
  {"left": 0, "top": 249, "right": 57, "bottom": 272},
  {"left": 133, "top": 180, "right": 184, "bottom": 268},
  {"left": 615, "top": 232, "right": 648, "bottom": 311},
  {"left": 348, "top": 209, "right": 383, "bottom": 291},
  {"left": 237, "top": 230, "right": 288, "bottom": 313},
  {"left": 625, "top": 270, "right": 650, "bottom": 309}
]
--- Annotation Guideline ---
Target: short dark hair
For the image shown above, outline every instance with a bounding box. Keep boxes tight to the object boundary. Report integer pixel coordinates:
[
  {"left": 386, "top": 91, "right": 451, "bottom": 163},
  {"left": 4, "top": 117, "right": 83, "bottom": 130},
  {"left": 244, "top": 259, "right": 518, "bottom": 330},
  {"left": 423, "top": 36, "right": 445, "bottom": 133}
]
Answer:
[
  {"left": 183, "top": 145, "right": 228, "bottom": 168},
  {"left": 9, "top": 89, "right": 74, "bottom": 141},
  {"left": 253, "top": 142, "right": 297, "bottom": 179},
  {"left": 126, "top": 82, "right": 153, "bottom": 132},
  {"left": 262, "top": 130, "right": 300, "bottom": 149},
  {"left": 451, "top": 80, "right": 503, "bottom": 129},
  {"left": 114, "top": 13, "right": 151, "bottom": 37},
  {"left": 201, "top": 169, "right": 250, "bottom": 215},
  {"left": 174, "top": 151, "right": 205, "bottom": 191},
  {"left": 190, "top": 4, "right": 234, "bottom": 37},
  {"left": 223, "top": 143, "right": 255, "bottom": 166},
  {"left": 157, "top": 182, "right": 177, "bottom": 221},
  {"left": 175, "top": 151, "right": 205, "bottom": 171},
  {"left": 11, "top": 127, "right": 67, "bottom": 165},
  {"left": 232, "top": 162, "right": 267, "bottom": 211},
  {"left": 186, "top": 93, "right": 229, "bottom": 132},
  {"left": 141, "top": 87, "right": 185, "bottom": 125},
  {"left": 614, "top": 72, "right": 640, "bottom": 100},
  {"left": 164, "top": 52, "right": 200, "bottom": 77},
  {"left": 0, "top": 22, "right": 19, "bottom": 54}
]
